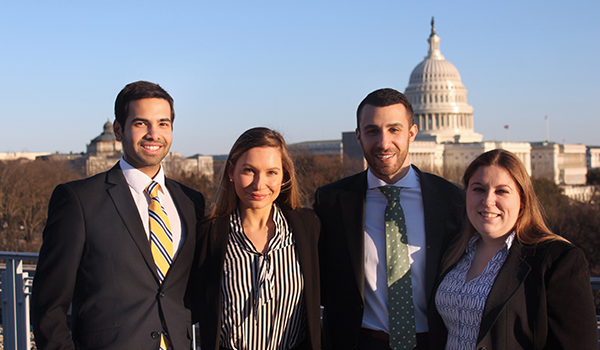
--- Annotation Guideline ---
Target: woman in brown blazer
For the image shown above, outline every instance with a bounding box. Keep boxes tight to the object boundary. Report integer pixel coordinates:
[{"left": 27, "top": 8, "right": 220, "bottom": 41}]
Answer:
[{"left": 429, "top": 149, "right": 597, "bottom": 350}]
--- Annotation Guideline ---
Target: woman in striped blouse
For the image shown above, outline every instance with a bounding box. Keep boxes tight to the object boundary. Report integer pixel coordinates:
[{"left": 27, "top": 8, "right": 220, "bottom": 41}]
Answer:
[
  {"left": 191, "top": 127, "right": 321, "bottom": 350},
  {"left": 429, "top": 149, "right": 597, "bottom": 349}
]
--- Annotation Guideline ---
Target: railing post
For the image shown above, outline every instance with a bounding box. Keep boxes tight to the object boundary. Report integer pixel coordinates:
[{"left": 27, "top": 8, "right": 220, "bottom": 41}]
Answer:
[
  {"left": 2, "top": 258, "right": 20, "bottom": 350},
  {"left": 1, "top": 252, "right": 37, "bottom": 350},
  {"left": 17, "top": 270, "right": 32, "bottom": 349}
]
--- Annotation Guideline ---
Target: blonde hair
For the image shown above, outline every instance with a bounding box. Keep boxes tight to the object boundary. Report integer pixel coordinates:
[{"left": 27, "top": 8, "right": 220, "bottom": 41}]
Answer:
[
  {"left": 210, "top": 127, "right": 301, "bottom": 218},
  {"left": 441, "top": 149, "right": 568, "bottom": 273}
]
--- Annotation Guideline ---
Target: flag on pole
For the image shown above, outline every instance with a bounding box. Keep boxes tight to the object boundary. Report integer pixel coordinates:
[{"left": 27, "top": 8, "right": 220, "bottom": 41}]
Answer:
[
  {"left": 545, "top": 115, "right": 548, "bottom": 120},
  {"left": 504, "top": 125, "right": 509, "bottom": 130}
]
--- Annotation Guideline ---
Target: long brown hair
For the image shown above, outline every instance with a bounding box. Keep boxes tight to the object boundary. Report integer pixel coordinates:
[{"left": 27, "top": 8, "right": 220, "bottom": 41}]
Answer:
[
  {"left": 210, "top": 127, "right": 301, "bottom": 218},
  {"left": 441, "top": 149, "right": 567, "bottom": 272}
]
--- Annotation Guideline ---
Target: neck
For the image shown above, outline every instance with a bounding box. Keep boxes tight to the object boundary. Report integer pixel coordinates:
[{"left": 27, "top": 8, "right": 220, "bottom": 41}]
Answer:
[{"left": 238, "top": 205, "right": 274, "bottom": 230}]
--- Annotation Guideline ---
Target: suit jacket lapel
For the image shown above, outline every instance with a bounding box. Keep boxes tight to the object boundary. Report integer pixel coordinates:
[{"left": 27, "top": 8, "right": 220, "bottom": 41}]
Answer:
[
  {"left": 284, "top": 208, "right": 311, "bottom": 276},
  {"left": 105, "top": 164, "right": 158, "bottom": 280},
  {"left": 340, "top": 171, "right": 368, "bottom": 296},
  {"left": 477, "top": 241, "right": 531, "bottom": 342},
  {"left": 416, "top": 165, "right": 445, "bottom": 304},
  {"left": 165, "top": 178, "right": 196, "bottom": 271}
]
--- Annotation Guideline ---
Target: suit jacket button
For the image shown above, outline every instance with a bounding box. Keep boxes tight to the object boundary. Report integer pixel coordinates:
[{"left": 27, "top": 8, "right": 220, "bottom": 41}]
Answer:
[
  {"left": 151, "top": 331, "right": 160, "bottom": 339},
  {"left": 159, "top": 292, "right": 165, "bottom": 298}
]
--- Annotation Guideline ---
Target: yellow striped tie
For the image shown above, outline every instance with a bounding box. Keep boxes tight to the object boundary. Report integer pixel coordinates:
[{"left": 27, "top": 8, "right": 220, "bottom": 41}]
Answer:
[
  {"left": 146, "top": 181, "right": 172, "bottom": 350},
  {"left": 146, "top": 181, "right": 173, "bottom": 282}
]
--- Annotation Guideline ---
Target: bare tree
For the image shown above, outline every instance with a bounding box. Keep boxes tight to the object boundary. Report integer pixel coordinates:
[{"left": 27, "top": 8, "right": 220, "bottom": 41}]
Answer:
[
  {"left": 293, "top": 152, "right": 346, "bottom": 207},
  {"left": 0, "top": 159, "right": 81, "bottom": 252}
]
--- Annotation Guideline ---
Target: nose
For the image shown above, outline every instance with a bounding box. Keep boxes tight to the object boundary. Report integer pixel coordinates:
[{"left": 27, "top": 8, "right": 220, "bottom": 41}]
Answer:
[
  {"left": 482, "top": 191, "right": 496, "bottom": 206},
  {"left": 252, "top": 173, "right": 265, "bottom": 190},
  {"left": 145, "top": 124, "right": 160, "bottom": 140},
  {"left": 377, "top": 131, "right": 391, "bottom": 148}
]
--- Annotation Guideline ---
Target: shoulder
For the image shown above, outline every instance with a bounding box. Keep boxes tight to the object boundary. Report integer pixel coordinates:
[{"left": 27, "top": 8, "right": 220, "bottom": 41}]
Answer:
[
  {"left": 317, "top": 171, "right": 366, "bottom": 194},
  {"left": 414, "top": 165, "right": 462, "bottom": 192},
  {"left": 166, "top": 178, "right": 205, "bottom": 205},
  {"left": 520, "top": 239, "right": 587, "bottom": 269},
  {"left": 314, "top": 171, "right": 367, "bottom": 205},
  {"left": 49, "top": 170, "right": 112, "bottom": 203},
  {"left": 284, "top": 206, "right": 319, "bottom": 223}
]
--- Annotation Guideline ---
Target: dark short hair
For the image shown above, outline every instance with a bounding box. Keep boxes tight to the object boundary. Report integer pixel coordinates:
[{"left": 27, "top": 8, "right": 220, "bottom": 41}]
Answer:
[
  {"left": 114, "top": 81, "right": 174, "bottom": 127},
  {"left": 211, "top": 127, "right": 302, "bottom": 218},
  {"left": 356, "top": 88, "right": 414, "bottom": 128}
]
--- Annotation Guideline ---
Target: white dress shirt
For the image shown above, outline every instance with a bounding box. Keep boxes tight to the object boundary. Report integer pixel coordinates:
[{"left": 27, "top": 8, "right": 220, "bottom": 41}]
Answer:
[
  {"left": 119, "top": 158, "right": 185, "bottom": 258},
  {"left": 362, "top": 165, "right": 428, "bottom": 333}
]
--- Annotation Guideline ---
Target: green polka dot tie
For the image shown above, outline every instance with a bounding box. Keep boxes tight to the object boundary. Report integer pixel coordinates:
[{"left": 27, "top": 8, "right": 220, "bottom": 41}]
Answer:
[{"left": 379, "top": 186, "right": 417, "bottom": 350}]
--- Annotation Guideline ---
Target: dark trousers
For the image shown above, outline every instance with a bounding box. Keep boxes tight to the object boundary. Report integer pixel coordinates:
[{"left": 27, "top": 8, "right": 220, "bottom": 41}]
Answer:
[{"left": 357, "top": 330, "right": 430, "bottom": 350}]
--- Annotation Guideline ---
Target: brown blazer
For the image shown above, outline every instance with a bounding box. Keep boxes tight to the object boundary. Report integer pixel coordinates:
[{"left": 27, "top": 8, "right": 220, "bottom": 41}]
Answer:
[
  {"left": 429, "top": 239, "right": 598, "bottom": 350},
  {"left": 189, "top": 206, "right": 321, "bottom": 350}
]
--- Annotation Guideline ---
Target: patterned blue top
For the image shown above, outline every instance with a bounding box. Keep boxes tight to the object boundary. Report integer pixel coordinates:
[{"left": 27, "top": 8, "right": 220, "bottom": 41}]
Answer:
[{"left": 435, "top": 232, "right": 515, "bottom": 350}]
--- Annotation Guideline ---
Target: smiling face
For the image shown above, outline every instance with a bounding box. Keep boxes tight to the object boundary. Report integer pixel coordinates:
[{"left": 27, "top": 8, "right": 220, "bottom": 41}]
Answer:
[
  {"left": 229, "top": 146, "right": 284, "bottom": 213},
  {"left": 356, "top": 103, "right": 418, "bottom": 184},
  {"left": 466, "top": 165, "right": 522, "bottom": 243},
  {"left": 114, "top": 98, "right": 173, "bottom": 178}
]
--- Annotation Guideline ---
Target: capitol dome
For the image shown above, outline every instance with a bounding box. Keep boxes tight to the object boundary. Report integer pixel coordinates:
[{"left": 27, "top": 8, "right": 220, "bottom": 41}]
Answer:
[{"left": 405, "top": 18, "right": 482, "bottom": 143}]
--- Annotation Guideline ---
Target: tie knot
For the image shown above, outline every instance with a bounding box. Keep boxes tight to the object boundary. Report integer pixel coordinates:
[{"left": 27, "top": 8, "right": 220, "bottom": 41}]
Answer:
[
  {"left": 146, "top": 181, "right": 160, "bottom": 198},
  {"left": 378, "top": 185, "right": 401, "bottom": 203}
]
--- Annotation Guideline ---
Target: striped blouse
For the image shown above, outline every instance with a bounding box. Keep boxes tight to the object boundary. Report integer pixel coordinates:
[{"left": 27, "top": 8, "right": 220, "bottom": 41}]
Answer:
[
  {"left": 220, "top": 204, "right": 307, "bottom": 350},
  {"left": 435, "top": 232, "right": 515, "bottom": 350}
]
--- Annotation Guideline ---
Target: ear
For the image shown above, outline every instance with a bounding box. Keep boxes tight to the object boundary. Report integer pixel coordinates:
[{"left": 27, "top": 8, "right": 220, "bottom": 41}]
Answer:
[
  {"left": 113, "top": 120, "right": 123, "bottom": 141},
  {"left": 408, "top": 123, "right": 418, "bottom": 143},
  {"left": 355, "top": 127, "right": 362, "bottom": 146},
  {"left": 227, "top": 161, "right": 235, "bottom": 180}
]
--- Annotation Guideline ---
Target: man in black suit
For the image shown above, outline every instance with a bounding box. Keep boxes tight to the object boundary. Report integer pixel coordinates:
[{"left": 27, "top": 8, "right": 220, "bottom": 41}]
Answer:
[
  {"left": 314, "top": 88, "right": 464, "bottom": 350},
  {"left": 32, "top": 81, "right": 204, "bottom": 350}
]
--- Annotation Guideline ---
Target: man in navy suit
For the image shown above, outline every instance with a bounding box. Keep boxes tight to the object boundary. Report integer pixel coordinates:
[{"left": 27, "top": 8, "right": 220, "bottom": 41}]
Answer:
[
  {"left": 314, "top": 88, "right": 464, "bottom": 350},
  {"left": 32, "top": 81, "right": 204, "bottom": 350}
]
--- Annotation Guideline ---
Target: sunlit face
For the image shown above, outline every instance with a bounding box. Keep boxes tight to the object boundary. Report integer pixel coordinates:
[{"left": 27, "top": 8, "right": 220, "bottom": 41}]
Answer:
[
  {"left": 466, "top": 165, "right": 522, "bottom": 242},
  {"left": 114, "top": 98, "right": 173, "bottom": 178},
  {"left": 356, "top": 103, "right": 417, "bottom": 184},
  {"left": 229, "top": 146, "right": 284, "bottom": 212}
]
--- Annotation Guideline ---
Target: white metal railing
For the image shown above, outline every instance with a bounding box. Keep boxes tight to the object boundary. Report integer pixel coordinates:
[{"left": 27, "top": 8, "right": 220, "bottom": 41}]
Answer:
[
  {"left": 0, "top": 251, "right": 38, "bottom": 350},
  {"left": 1, "top": 253, "right": 599, "bottom": 349}
]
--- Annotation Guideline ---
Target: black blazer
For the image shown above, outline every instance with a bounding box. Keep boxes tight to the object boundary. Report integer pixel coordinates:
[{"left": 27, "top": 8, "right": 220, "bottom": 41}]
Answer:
[
  {"left": 429, "top": 239, "right": 598, "bottom": 350},
  {"left": 313, "top": 166, "right": 465, "bottom": 349},
  {"left": 190, "top": 206, "right": 321, "bottom": 350},
  {"left": 32, "top": 164, "right": 205, "bottom": 350}
]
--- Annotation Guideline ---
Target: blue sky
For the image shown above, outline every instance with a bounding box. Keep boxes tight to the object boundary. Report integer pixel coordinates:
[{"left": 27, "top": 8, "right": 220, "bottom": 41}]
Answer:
[{"left": 1, "top": 1, "right": 598, "bottom": 156}]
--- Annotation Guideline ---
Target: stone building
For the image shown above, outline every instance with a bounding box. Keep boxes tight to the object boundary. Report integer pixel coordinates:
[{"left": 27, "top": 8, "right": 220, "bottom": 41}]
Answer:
[{"left": 37, "top": 119, "right": 214, "bottom": 179}]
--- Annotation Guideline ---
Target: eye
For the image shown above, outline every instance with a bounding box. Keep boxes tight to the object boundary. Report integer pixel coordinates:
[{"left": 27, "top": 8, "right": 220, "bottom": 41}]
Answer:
[{"left": 471, "top": 187, "right": 485, "bottom": 193}]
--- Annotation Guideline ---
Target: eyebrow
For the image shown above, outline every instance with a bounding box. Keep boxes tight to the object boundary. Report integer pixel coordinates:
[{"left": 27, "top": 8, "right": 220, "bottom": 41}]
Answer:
[
  {"left": 130, "top": 117, "right": 172, "bottom": 123},
  {"left": 470, "top": 181, "right": 513, "bottom": 188},
  {"left": 363, "top": 122, "right": 404, "bottom": 129}
]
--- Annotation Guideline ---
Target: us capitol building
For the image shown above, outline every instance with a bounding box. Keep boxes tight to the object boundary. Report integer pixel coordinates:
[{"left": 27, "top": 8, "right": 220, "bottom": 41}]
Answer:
[
  {"left": 292, "top": 19, "right": 599, "bottom": 202},
  {"left": 2, "top": 20, "right": 598, "bottom": 201}
]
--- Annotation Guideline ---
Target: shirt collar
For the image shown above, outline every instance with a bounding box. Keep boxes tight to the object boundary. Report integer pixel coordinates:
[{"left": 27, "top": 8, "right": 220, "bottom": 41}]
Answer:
[
  {"left": 467, "top": 231, "right": 517, "bottom": 253},
  {"left": 367, "top": 164, "right": 418, "bottom": 190},
  {"left": 119, "top": 157, "right": 166, "bottom": 195}
]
